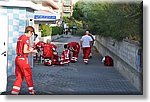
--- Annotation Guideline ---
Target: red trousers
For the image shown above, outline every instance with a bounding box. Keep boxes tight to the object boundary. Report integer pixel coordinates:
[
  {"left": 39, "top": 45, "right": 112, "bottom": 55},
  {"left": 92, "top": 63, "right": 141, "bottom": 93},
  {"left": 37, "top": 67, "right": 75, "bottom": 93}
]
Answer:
[
  {"left": 11, "top": 56, "right": 34, "bottom": 94},
  {"left": 71, "top": 51, "right": 79, "bottom": 62},
  {"left": 82, "top": 47, "right": 91, "bottom": 63}
]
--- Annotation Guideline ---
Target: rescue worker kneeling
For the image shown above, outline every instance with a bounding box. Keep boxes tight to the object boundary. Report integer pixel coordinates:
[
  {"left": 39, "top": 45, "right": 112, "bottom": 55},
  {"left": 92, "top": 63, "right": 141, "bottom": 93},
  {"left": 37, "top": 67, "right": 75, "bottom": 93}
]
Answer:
[
  {"left": 51, "top": 43, "right": 60, "bottom": 65},
  {"left": 60, "top": 44, "right": 71, "bottom": 65},
  {"left": 34, "top": 41, "right": 45, "bottom": 63},
  {"left": 43, "top": 39, "right": 54, "bottom": 66},
  {"left": 67, "top": 42, "right": 80, "bottom": 63},
  {"left": 42, "top": 39, "right": 59, "bottom": 66}
]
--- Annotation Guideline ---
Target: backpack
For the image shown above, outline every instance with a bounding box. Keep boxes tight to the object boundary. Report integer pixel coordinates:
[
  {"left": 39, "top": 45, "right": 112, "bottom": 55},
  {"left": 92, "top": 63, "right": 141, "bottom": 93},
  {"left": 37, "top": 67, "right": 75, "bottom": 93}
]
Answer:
[{"left": 104, "top": 56, "right": 113, "bottom": 66}]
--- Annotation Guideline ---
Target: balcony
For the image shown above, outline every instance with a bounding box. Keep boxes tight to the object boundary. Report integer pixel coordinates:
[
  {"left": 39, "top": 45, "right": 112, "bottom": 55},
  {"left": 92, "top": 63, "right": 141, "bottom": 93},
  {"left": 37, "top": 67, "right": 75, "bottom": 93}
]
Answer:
[
  {"left": 63, "top": 1, "right": 71, "bottom": 7},
  {"left": 63, "top": 9, "right": 72, "bottom": 13}
]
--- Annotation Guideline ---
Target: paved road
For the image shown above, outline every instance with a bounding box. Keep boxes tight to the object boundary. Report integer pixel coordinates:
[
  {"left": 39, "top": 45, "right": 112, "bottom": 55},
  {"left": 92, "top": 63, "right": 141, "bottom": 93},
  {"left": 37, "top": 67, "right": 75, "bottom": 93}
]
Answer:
[{"left": 6, "top": 36, "right": 141, "bottom": 95}]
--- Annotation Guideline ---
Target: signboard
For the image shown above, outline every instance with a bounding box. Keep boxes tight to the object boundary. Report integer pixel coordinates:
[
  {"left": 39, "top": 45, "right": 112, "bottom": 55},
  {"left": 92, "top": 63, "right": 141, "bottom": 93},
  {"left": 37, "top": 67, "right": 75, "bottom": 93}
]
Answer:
[{"left": 34, "top": 15, "right": 56, "bottom": 20}]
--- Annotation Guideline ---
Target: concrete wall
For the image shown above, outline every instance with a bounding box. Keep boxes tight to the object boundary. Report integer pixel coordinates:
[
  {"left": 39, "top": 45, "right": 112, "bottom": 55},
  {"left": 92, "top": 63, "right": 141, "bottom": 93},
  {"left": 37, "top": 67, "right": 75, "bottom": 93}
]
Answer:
[{"left": 95, "top": 35, "right": 142, "bottom": 92}]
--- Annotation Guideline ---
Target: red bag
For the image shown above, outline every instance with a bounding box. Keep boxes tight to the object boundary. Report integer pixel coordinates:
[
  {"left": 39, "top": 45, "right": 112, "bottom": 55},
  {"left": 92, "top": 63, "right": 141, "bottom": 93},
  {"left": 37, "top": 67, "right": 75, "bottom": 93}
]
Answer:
[{"left": 104, "top": 56, "right": 113, "bottom": 66}]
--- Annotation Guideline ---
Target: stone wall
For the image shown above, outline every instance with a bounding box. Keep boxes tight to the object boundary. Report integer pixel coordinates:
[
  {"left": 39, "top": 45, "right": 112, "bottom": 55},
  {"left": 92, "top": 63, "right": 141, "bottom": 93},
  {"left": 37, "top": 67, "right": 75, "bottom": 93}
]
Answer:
[{"left": 95, "top": 35, "right": 142, "bottom": 92}]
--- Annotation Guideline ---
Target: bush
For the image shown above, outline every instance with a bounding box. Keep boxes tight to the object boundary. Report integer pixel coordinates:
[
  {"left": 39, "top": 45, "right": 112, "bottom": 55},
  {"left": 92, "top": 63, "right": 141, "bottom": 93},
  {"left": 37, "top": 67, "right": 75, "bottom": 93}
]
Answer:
[
  {"left": 40, "top": 24, "right": 52, "bottom": 37},
  {"left": 75, "top": 29, "right": 86, "bottom": 36},
  {"left": 52, "top": 26, "right": 63, "bottom": 36},
  {"left": 40, "top": 24, "right": 63, "bottom": 37}
]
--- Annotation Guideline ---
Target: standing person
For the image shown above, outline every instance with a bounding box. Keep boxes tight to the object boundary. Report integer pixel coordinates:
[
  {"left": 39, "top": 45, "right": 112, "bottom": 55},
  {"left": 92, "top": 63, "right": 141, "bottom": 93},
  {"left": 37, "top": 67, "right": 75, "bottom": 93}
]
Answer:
[
  {"left": 80, "top": 31, "right": 93, "bottom": 64},
  {"left": 67, "top": 42, "right": 80, "bottom": 62},
  {"left": 11, "top": 26, "right": 37, "bottom": 95},
  {"left": 88, "top": 32, "right": 95, "bottom": 58}
]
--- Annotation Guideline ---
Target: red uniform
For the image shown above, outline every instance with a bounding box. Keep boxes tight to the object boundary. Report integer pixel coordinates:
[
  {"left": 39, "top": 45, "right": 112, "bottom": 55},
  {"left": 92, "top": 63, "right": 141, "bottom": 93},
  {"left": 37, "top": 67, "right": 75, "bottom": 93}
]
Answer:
[
  {"left": 51, "top": 44, "right": 60, "bottom": 65},
  {"left": 81, "top": 35, "right": 93, "bottom": 64},
  {"left": 42, "top": 43, "right": 59, "bottom": 65},
  {"left": 60, "top": 49, "right": 71, "bottom": 65},
  {"left": 42, "top": 43, "right": 54, "bottom": 66},
  {"left": 82, "top": 47, "right": 91, "bottom": 63},
  {"left": 34, "top": 41, "right": 45, "bottom": 62},
  {"left": 11, "top": 34, "right": 35, "bottom": 95},
  {"left": 67, "top": 42, "right": 80, "bottom": 62},
  {"left": 35, "top": 41, "right": 45, "bottom": 49}
]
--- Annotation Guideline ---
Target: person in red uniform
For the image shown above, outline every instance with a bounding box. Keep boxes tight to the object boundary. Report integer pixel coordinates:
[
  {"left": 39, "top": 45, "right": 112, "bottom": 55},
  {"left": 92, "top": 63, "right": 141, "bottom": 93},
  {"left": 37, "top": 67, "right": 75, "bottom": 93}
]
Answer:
[
  {"left": 42, "top": 39, "right": 54, "bottom": 66},
  {"left": 42, "top": 39, "right": 59, "bottom": 66},
  {"left": 60, "top": 44, "right": 71, "bottom": 65},
  {"left": 35, "top": 41, "right": 45, "bottom": 49},
  {"left": 67, "top": 42, "right": 80, "bottom": 63},
  {"left": 34, "top": 41, "right": 45, "bottom": 63},
  {"left": 80, "top": 31, "right": 93, "bottom": 64},
  {"left": 88, "top": 33, "right": 95, "bottom": 58},
  {"left": 11, "top": 26, "right": 37, "bottom": 95},
  {"left": 50, "top": 43, "right": 60, "bottom": 65}
]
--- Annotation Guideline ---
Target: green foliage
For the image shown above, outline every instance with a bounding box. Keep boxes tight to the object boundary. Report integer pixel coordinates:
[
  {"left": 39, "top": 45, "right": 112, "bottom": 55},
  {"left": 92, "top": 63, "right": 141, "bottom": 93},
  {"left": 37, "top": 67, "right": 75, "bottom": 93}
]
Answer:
[
  {"left": 75, "top": 29, "right": 86, "bottom": 36},
  {"left": 72, "top": 1, "right": 86, "bottom": 21},
  {"left": 40, "top": 24, "right": 63, "bottom": 37},
  {"left": 52, "top": 26, "right": 63, "bottom": 35},
  {"left": 63, "top": 16, "right": 83, "bottom": 29},
  {"left": 72, "top": 1, "right": 142, "bottom": 41},
  {"left": 40, "top": 24, "right": 52, "bottom": 37}
]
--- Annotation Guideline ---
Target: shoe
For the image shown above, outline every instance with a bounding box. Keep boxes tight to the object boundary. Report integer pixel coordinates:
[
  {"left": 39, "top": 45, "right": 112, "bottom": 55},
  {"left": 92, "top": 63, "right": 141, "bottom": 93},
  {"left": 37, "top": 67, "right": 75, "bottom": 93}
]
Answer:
[
  {"left": 89, "top": 56, "right": 92, "bottom": 58},
  {"left": 84, "top": 62, "right": 88, "bottom": 64},
  {"left": 29, "top": 90, "right": 36, "bottom": 95}
]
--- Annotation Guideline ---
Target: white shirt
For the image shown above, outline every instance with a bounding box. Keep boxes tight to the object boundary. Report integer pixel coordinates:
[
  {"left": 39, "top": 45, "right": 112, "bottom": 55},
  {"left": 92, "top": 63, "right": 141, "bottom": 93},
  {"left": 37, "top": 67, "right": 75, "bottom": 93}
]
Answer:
[{"left": 81, "top": 35, "right": 93, "bottom": 47}]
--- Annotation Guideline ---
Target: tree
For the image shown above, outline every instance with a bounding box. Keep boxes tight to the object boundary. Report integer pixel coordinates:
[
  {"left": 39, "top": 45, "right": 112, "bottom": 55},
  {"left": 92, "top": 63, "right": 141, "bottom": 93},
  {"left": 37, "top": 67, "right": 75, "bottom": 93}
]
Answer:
[{"left": 72, "top": 1, "right": 142, "bottom": 41}]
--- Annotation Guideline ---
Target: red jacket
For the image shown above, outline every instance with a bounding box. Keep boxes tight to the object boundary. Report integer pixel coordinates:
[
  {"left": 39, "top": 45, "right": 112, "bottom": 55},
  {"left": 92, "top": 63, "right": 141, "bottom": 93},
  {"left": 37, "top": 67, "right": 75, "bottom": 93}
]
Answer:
[
  {"left": 43, "top": 43, "right": 54, "bottom": 58},
  {"left": 67, "top": 42, "right": 80, "bottom": 52},
  {"left": 16, "top": 34, "right": 30, "bottom": 57},
  {"left": 61, "top": 49, "right": 71, "bottom": 60},
  {"left": 34, "top": 41, "right": 45, "bottom": 49}
]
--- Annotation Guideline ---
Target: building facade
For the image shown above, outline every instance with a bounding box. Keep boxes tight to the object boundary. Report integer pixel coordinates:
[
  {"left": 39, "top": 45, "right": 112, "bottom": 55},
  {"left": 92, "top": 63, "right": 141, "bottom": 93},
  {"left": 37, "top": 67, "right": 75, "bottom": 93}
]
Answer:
[
  {"left": 62, "top": 0, "right": 73, "bottom": 17},
  {"left": 0, "top": 1, "right": 38, "bottom": 76},
  {"left": 0, "top": 0, "right": 60, "bottom": 76}
]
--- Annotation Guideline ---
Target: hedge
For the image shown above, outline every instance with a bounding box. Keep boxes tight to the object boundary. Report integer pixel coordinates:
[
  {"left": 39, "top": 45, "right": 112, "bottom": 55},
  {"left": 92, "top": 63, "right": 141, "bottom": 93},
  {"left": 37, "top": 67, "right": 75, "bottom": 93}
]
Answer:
[{"left": 40, "top": 24, "right": 63, "bottom": 37}]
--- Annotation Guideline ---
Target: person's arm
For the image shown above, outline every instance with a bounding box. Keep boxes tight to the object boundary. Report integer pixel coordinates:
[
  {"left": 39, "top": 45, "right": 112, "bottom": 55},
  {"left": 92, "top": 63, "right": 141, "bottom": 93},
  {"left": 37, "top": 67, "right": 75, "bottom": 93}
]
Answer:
[
  {"left": 80, "top": 37, "right": 83, "bottom": 48},
  {"left": 89, "top": 37, "right": 93, "bottom": 48},
  {"left": 23, "top": 44, "right": 33, "bottom": 53},
  {"left": 90, "top": 41, "right": 92, "bottom": 48},
  {"left": 23, "top": 44, "right": 36, "bottom": 54},
  {"left": 80, "top": 41, "right": 83, "bottom": 48}
]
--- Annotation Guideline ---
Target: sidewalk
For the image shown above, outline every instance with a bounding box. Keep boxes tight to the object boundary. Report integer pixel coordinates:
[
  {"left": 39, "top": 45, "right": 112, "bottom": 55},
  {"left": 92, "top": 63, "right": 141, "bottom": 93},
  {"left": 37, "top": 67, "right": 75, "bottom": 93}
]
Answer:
[{"left": 6, "top": 36, "right": 141, "bottom": 95}]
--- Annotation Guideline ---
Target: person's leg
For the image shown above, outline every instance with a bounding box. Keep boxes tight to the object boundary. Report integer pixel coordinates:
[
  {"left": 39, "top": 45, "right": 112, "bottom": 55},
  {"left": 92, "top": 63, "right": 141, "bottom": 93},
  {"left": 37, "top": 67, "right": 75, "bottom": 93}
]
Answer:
[
  {"left": 87, "top": 47, "right": 91, "bottom": 59},
  {"left": 75, "top": 47, "right": 80, "bottom": 62},
  {"left": 82, "top": 48, "right": 87, "bottom": 64},
  {"left": 89, "top": 47, "right": 92, "bottom": 58},
  {"left": 84, "top": 47, "right": 91, "bottom": 64},
  {"left": 74, "top": 52, "right": 78, "bottom": 62},
  {"left": 11, "top": 58, "right": 24, "bottom": 95},
  {"left": 23, "top": 58, "right": 35, "bottom": 95},
  {"left": 71, "top": 52, "right": 76, "bottom": 62},
  {"left": 60, "top": 55, "right": 64, "bottom": 65}
]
